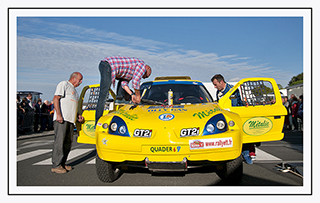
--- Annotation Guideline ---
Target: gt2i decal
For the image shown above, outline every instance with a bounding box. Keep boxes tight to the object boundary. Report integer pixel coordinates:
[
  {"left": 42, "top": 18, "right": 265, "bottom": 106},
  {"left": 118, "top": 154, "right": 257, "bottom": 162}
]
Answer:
[
  {"left": 193, "top": 107, "right": 222, "bottom": 119},
  {"left": 243, "top": 117, "right": 273, "bottom": 136},
  {"left": 150, "top": 146, "right": 181, "bottom": 153},
  {"left": 189, "top": 138, "right": 233, "bottom": 150},
  {"left": 180, "top": 127, "right": 200, "bottom": 137},
  {"left": 133, "top": 129, "right": 152, "bottom": 137}
]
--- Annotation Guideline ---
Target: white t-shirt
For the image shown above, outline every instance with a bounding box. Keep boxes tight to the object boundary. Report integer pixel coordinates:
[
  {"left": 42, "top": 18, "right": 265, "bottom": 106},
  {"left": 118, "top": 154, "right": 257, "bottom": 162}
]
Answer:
[{"left": 53, "top": 81, "right": 79, "bottom": 124}]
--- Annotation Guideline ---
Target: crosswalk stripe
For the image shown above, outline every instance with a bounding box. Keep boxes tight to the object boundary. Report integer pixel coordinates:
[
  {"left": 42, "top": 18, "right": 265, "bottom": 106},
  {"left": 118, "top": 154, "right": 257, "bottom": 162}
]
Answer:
[
  {"left": 86, "top": 158, "right": 96, "bottom": 165},
  {"left": 33, "top": 148, "right": 94, "bottom": 165},
  {"left": 255, "top": 148, "right": 282, "bottom": 162},
  {"left": 17, "top": 149, "right": 52, "bottom": 162},
  {"left": 18, "top": 148, "right": 283, "bottom": 166}
]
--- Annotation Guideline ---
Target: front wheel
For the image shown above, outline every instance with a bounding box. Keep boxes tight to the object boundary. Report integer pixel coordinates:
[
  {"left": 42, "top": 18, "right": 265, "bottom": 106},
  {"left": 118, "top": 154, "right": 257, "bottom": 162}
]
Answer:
[
  {"left": 216, "top": 156, "right": 243, "bottom": 185},
  {"left": 96, "top": 154, "right": 120, "bottom": 183}
]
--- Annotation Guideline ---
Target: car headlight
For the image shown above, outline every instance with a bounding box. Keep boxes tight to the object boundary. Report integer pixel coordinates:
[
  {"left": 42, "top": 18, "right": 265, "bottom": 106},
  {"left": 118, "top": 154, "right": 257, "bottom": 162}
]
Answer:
[
  {"left": 202, "top": 113, "right": 228, "bottom": 135},
  {"left": 119, "top": 125, "right": 127, "bottom": 134},
  {"left": 216, "top": 120, "right": 226, "bottom": 130},
  {"left": 110, "top": 123, "right": 118, "bottom": 132},
  {"left": 108, "top": 116, "right": 130, "bottom": 137},
  {"left": 206, "top": 124, "right": 215, "bottom": 133}
]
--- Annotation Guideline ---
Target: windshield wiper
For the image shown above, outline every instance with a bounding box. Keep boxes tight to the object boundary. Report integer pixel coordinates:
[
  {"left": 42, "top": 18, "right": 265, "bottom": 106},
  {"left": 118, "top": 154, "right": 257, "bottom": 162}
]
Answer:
[
  {"left": 129, "top": 99, "right": 166, "bottom": 110},
  {"left": 141, "top": 99, "right": 166, "bottom": 105}
]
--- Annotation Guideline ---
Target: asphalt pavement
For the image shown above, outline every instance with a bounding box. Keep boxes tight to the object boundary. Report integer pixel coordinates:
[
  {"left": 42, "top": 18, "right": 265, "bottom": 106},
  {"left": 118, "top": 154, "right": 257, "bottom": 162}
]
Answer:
[
  {"left": 17, "top": 129, "right": 55, "bottom": 140},
  {"left": 17, "top": 128, "right": 304, "bottom": 177}
]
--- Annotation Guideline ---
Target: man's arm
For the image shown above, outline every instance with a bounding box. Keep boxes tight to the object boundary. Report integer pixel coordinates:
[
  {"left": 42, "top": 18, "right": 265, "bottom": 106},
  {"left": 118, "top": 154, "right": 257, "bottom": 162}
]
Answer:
[
  {"left": 53, "top": 95, "right": 63, "bottom": 123},
  {"left": 122, "top": 85, "right": 141, "bottom": 104}
]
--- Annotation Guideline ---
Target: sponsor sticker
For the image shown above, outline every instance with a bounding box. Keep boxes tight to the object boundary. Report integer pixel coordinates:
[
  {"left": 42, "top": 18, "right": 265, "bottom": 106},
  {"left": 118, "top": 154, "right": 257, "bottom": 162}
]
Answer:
[
  {"left": 83, "top": 121, "right": 95, "bottom": 138},
  {"left": 134, "top": 129, "right": 152, "bottom": 137},
  {"left": 114, "top": 109, "right": 138, "bottom": 121},
  {"left": 189, "top": 138, "right": 233, "bottom": 150},
  {"left": 192, "top": 107, "right": 223, "bottom": 119},
  {"left": 243, "top": 117, "right": 273, "bottom": 136},
  {"left": 150, "top": 146, "right": 181, "bottom": 153},
  {"left": 180, "top": 127, "right": 200, "bottom": 137},
  {"left": 148, "top": 106, "right": 187, "bottom": 113},
  {"left": 159, "top": 113, "right": 175, "bottom": 121}
]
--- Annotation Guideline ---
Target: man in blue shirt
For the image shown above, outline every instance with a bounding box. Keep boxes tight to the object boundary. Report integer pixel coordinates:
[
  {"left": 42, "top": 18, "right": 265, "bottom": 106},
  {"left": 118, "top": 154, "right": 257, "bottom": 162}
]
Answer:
[
  {"left": 211, "top": 74, "right": 254, "bottom": 164},
  {"left": 211, "top": 74, "right": 242, "bottom": 106}
]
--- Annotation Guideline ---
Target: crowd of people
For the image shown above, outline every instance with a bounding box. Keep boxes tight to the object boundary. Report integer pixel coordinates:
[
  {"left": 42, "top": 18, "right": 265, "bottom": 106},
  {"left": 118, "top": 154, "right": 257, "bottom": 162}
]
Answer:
[
  {"left": 282, "top": 94, "right": 303, "bottom": 132},
  {"left": 17, "top": 93, "right": 54, "bottom": 135}
]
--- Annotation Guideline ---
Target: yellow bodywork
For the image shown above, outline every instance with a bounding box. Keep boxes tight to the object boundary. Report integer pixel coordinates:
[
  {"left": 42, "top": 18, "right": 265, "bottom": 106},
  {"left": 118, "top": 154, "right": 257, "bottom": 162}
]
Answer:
[
  {"left": 77, "top": 77, "right": 286, "bottom": 164},
  {"left": 95, "top": 104, "right": 243, "bottom": 162}
]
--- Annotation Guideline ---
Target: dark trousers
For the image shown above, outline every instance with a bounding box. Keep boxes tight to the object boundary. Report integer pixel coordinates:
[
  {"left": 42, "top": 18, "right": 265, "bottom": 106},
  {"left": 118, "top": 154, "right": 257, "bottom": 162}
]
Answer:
[
  {"left": 95, "top": 61, "right": 112, "bottom": 125},
  {"left": 52, "top": 121, "right": 74, "bottom": 168}
]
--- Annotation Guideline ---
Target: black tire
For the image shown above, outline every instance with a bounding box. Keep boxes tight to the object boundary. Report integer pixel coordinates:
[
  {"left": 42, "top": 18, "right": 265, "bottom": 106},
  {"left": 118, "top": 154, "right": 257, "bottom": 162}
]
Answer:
[
  {"left": 216, "top": 156, "right": 243, "bottom": 185},
  {"left": 96, "top": 154, "right": 120, "bottom": 183}
]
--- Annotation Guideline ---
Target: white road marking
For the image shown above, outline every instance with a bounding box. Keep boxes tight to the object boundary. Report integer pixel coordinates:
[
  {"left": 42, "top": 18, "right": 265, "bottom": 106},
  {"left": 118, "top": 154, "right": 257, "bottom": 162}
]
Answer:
[
  {"left": 17, "top": 149, "right": 52, "bottom": 162},
  {"left": 86, "top": 158, "right": 96, "bottom": 165},
  {"left": 255, "top": 148, "right": 282, "bottom": 162},
  {"left": 18, "top": 148, "right": 283, "bottom": 166},
  {"left": 33, "top": 148, "right": 94, "bottom": 165}
]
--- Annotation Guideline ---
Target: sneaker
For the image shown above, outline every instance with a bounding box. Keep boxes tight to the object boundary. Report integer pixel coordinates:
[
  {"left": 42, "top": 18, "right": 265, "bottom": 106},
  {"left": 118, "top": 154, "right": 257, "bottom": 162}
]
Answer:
[
  {"left": 63, "top": 165, "right": 73, "bottom": 171},
  {"left": 242, "top": 150, "right": 253, "bottom": 164},
  {"left": 51, "top": 166, "right": 67, "bottom": 174},
  {"left": 249, "top": 152, "right": 256, "bottom": 161},
  {"left": 250, "top": 155, "right": 256, "bottom": 161}
]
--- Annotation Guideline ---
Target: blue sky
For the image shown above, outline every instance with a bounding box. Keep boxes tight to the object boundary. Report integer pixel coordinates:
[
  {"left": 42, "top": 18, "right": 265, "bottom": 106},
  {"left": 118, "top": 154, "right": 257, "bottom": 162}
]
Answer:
[{"left": 16, "top": 11, "right": 304, "bottom": 101}]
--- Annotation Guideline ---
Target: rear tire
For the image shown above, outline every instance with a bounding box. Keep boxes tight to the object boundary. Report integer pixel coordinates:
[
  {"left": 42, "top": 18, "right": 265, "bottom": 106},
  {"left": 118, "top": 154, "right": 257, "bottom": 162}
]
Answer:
[
  {"left": 96, "top": 154, "right": 120, "bottom": 182},
  {"left": 216, "top": 156, "right": 243, "bottom": 185}
]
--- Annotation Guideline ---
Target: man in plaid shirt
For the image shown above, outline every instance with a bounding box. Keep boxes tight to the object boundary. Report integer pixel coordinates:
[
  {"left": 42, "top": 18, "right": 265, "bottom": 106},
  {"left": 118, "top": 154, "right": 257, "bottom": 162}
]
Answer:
[{"left": 95, "top": 56, "right": 152, "bottom": 124}]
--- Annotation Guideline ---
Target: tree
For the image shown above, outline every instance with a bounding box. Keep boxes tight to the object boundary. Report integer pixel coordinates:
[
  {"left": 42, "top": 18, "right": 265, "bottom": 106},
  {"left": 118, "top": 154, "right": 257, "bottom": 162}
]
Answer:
[{"left": 288, "top": 73, "right": 303, "bottom": 86}]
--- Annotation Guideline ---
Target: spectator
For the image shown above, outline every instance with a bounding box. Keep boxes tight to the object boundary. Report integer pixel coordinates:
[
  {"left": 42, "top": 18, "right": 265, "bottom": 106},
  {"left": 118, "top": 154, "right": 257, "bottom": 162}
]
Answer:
[
  {"left": 48, "top": 101, "right": 54, "bottom": 130},
  {"left": 291, "top": 95, "right": 299, "bottom": 132},
  {"left": 34, "top": 99, "right": 42, "bottom": 133},
  {"left": 51, "top": 72, "right": 84, "bottom": 174},
  {"left": 41, "top": 100, "right": 49, "bottom": 131},
  {"left": 26, "top": 94, "right": 34, "bottom": 109},
  {"left": 21, "top": 97, "right": 34, "bottom": 134},
  {"left": 17, "top": 96, "right": 25, "bottom": 134},
  {"left": 282, "top": 96, "right": 290, "bottom": 130},
  {"left": 298, "top": 95, "right": 303, "bottom": 121}
]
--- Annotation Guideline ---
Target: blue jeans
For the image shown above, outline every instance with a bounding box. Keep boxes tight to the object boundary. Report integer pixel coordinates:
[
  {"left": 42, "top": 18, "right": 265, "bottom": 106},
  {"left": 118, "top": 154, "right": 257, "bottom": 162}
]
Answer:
[{"left": 95, "top": 61, "right": 112, "bottom": 125}]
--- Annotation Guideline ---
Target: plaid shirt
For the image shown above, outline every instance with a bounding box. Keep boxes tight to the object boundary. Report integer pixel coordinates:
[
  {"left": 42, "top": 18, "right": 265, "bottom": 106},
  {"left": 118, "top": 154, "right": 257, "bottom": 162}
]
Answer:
[{"left": 102, "top": 56, "right": 147, "bottom": 90}]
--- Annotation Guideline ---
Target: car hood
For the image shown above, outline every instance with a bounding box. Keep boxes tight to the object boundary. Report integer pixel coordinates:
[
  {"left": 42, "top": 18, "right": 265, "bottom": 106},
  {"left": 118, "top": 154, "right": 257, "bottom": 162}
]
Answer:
[{"left": 110, "top": 103, "right": 228, "bottom": 128}]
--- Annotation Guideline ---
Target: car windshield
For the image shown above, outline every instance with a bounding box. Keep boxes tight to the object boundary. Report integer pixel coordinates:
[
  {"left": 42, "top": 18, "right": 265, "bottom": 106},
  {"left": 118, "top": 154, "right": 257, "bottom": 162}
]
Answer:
[{"left": 140, "top": 83, "right": 213, "bottom": 105}]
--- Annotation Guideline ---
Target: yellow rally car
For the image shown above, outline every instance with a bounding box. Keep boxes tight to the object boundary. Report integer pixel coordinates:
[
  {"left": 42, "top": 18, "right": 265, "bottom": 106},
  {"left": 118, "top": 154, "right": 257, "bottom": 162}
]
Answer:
[{"left": 76, "top": 76, "right": 286, "bottom": 185}]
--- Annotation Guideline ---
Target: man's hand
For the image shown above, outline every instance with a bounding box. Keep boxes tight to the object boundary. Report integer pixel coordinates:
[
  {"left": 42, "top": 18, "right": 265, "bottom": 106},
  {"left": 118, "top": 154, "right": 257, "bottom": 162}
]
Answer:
[
  {"left": 56, "top": 114, "right": 64, "bottom": 123},
  {"left": 132, "top": 95, "right": 141, "bottom": 104},
  {"left": 78, "top": 115, "right": 84, "bottom": 123}
]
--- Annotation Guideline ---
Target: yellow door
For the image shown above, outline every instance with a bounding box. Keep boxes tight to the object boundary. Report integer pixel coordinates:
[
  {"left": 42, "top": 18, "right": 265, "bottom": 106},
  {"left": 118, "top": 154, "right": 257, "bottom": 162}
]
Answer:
[
  {"left": 218, "top": 78, "right": 287, "bottom": 144},
  {"left": 76, "top": 84, "right": 117, "bottom": 144}
]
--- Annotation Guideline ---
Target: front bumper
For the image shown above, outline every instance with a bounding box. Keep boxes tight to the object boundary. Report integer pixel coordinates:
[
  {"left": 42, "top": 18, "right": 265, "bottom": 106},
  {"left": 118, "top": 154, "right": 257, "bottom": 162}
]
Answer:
[{"left": 96, "top": 130, "right": 242, "bottom": 163}]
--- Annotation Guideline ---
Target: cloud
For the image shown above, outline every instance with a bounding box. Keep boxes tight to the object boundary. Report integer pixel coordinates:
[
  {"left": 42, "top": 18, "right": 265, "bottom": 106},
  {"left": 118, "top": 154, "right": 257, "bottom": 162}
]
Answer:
[{"left": 16, "top": 19, "right": 293, "bottom": 100}]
